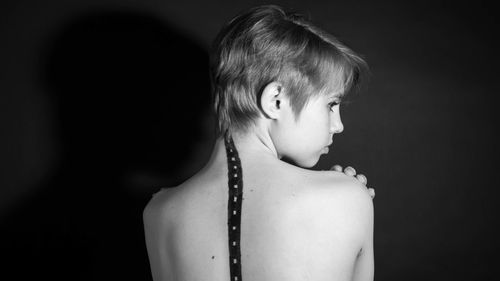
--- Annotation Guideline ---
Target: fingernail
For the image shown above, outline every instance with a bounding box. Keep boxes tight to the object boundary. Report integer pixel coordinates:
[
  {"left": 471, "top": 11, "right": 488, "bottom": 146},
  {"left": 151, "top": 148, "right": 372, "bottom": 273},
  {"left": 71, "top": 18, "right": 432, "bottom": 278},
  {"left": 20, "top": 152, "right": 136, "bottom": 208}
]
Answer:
[
  {"left": 358, "top": 174, "right": 367, "bottom": 184},
  {"left": 331, "top": 165, "right": 342, "bottom": 171},
  {"left": 369, "top": 188, "right": 375, "bottom": 198},
  {"left": 345, "top": 166, "right": 356, "bottom": 175}
]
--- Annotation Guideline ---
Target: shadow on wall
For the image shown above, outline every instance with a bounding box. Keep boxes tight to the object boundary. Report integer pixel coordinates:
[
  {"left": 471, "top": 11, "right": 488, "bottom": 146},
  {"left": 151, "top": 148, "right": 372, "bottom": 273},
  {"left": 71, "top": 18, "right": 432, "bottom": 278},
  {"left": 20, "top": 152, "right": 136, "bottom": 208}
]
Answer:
[{"left": 1, "top": 9, "right": 213, "bottom": 281}]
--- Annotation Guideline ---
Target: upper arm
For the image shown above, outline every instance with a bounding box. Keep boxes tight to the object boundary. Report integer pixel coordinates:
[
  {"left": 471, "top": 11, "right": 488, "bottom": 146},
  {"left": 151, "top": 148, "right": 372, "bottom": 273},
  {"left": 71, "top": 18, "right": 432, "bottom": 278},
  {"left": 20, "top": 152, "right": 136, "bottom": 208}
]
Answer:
[
  {"left": 352, "top": 225, "right": 374, "bottom": 281},
  {"left": 143, "top": 190, "right": 175, "bottom": 281},
  {"left": 350, "top": 182, "right": 374, "bottom": 281},
  {"left": 287, "top": 177, "right": 374, "bottom": 281}
]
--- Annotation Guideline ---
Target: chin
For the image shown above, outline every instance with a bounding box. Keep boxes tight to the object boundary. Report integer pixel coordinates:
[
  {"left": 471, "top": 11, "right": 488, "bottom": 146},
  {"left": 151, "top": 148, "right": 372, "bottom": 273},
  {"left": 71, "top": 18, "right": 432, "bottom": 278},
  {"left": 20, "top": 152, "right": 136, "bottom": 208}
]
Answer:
[
  {"left": 294, "top": 155, "right": 321, "bottom": 168},
  {"left": 281, "top": 151, "right": 321, "bottom": 168}
]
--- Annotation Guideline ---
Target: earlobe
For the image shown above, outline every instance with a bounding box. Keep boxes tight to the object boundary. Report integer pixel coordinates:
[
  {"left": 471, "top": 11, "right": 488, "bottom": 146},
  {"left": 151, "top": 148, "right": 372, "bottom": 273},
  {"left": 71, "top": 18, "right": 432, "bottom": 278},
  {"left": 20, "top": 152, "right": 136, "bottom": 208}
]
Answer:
[{"left": 260, "top": 82, "right": 283, "bottom": 119}]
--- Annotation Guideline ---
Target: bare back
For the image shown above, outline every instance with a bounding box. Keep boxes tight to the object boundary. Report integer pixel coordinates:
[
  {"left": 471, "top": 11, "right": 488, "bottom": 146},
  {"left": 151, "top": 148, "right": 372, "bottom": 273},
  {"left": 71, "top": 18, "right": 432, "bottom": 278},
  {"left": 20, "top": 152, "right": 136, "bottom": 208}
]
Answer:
[{"left": 143, "top": 138, "right": 373, "bottom": 281}]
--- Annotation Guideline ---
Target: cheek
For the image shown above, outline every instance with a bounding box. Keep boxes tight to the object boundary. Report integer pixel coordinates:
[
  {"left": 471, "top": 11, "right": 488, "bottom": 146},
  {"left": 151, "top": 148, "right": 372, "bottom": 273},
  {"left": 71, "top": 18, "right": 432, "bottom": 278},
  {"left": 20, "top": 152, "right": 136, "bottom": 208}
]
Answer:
[{"left": 317, "top": 111, "right": 332, "bottom": 134}]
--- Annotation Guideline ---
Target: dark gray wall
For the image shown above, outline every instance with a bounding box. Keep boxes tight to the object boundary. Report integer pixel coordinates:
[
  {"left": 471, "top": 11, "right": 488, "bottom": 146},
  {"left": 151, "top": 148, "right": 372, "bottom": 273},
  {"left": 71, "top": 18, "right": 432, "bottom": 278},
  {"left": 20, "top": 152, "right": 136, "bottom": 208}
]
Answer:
[{"left": 1, "top": 0, "right": 498, "bottom": 280}]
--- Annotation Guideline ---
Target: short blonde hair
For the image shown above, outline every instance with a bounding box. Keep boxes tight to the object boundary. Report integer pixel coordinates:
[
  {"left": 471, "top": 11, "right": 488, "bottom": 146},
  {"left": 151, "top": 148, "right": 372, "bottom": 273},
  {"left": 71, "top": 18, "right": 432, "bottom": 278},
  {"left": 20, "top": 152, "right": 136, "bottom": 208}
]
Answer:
[{"left": 210, "top": 5, "right": 368, "bottom": 135}]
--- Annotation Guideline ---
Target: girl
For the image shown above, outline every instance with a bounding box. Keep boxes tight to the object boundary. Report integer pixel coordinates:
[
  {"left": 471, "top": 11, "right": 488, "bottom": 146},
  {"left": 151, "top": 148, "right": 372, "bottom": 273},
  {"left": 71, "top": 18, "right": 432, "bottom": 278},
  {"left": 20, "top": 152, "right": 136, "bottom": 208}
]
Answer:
[{"left": 144, "top": 5, "right": 373, "bottom": 281}]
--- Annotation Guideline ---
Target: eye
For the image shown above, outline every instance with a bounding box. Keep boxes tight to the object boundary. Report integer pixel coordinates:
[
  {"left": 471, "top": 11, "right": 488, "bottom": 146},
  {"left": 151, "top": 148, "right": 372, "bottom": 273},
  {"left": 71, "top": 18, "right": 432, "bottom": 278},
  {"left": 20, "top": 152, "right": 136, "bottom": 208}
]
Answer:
[{"left": 328, "top": 101, "right": 340, "bottom": 111}]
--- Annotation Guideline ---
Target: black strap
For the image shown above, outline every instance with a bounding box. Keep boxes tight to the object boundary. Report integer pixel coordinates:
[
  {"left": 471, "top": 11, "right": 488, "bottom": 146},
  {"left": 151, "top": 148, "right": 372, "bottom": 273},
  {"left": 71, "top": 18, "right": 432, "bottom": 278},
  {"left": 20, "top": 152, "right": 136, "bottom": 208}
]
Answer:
[{"left": 224, "top": 132, "right": 243, "bottom": 281}]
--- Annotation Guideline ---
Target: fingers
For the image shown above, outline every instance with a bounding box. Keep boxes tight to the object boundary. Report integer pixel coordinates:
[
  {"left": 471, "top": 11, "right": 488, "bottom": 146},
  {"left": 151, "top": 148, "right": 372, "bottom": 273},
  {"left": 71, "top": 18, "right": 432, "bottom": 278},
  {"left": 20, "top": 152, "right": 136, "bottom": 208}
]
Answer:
[
  {"left": 330, "top": 165, "right": 343, "bottom": 172},
  {"left": 343, "top": 166, "right": 356, "bottom": 177},
  {"left": 331, "top": 164, "right": 374, "bottom": 199},
  {"left": 331, "top": 165, "right": 360, "bottom": 180},
  {"left": 356, "top": 174, "right": 367, "bottom": 185},
  {"left": 368, "top": 188, "right": 375, "bottom": 199}
]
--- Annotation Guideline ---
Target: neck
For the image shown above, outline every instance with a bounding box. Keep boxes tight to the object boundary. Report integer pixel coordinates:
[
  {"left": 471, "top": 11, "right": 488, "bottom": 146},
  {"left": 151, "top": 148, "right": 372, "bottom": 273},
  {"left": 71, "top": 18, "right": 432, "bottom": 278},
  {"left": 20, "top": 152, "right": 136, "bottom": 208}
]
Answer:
[
  {"left": 230, "top": 126, "right": 279, "bottom": 160},
  {"left": 203, "top": 125, "right": 280, "bottom": 176}
]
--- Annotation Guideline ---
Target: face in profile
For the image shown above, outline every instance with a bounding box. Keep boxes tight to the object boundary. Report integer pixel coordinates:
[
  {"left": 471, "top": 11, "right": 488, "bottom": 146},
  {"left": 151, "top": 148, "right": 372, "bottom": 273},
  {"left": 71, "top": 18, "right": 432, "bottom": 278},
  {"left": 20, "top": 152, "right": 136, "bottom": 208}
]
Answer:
[{"left": 273, "top": 92, "right": 344, "bottom": 168}]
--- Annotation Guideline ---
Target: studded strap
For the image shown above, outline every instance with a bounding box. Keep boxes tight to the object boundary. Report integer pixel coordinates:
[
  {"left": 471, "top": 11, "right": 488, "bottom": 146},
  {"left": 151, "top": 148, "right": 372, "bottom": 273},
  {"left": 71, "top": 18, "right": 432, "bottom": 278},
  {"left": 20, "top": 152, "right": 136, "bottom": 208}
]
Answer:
[{"left": 224, "top": 132, "right": 243, "bottom": 281}]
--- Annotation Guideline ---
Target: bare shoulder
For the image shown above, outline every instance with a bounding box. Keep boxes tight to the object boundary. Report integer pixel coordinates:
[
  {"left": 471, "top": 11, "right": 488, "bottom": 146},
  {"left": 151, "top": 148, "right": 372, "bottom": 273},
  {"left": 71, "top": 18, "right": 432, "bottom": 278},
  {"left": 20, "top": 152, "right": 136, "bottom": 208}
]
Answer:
[
  {"left": 286, "top": 168, "right": 373, "bottom": 212},
  {"left": 269, "top": 164, "right": 374, "bottom": 228},
  {"left": 303, "top": 168, "right": 373, "bottom": 238},
  {"left": 307, "top": 170, "right": 373, "bottom": 213},
  {"left": 292, "top": 170, "right": 373, "bottom": 236},
  {"left": 301, "top": 171, "right": 374, "bottom": 281},
  {"left": 143, "top": 172, "right": 211, "bottom": 223},
  {"left": 142, "top": 181, "right": 210, "bottom": 281},
  {"left": 143, "top": 187, "right": 177, "bottom": 225},
  {"left": 269, "top": 169, "right": 374, "bottom": 280},
  {"left": 142, "top": 188, "right": 178, "bottom": 243},
  {"left": 142, "top": 170, "right": 224, "bottom": 239}
]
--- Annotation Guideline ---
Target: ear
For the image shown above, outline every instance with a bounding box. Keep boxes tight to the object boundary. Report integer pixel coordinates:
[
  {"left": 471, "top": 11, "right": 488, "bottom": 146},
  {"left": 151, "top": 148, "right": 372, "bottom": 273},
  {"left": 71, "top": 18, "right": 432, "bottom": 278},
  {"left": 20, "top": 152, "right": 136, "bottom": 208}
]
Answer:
[{"left": 260, "top": 82, "right": 284, "bottom": 119}]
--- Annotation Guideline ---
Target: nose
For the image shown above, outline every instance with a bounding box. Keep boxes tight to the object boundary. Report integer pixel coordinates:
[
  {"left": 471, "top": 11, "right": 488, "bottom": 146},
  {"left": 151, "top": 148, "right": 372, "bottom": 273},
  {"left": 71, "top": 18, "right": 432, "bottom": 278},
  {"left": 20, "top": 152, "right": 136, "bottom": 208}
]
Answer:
[{"left": 330, "top": 109, "right": 344, "bottom": 134}]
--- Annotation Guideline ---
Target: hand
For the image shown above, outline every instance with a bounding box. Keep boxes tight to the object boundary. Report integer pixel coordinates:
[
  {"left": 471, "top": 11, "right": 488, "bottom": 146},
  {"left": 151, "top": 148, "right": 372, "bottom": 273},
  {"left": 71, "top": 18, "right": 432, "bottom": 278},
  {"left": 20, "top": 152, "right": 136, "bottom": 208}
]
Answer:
[{"left": 330, "top": 164, "right": 375, "bottom": 199}]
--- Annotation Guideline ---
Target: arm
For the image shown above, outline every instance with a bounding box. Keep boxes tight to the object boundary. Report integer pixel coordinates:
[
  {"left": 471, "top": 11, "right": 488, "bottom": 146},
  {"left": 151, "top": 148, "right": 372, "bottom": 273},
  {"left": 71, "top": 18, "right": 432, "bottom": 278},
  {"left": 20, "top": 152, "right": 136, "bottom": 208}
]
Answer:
[
  {"left": 351, "top": 186, "right": 374, "bottom": 281},
  {"left": 143, "top": 190, "right": 174, "bottom": 281},
  {"left": 330, "top": 166, "right": 374, "bottom": 280},
  {"left": 325, "top": 179, "right": 374, "bottom": 281}
]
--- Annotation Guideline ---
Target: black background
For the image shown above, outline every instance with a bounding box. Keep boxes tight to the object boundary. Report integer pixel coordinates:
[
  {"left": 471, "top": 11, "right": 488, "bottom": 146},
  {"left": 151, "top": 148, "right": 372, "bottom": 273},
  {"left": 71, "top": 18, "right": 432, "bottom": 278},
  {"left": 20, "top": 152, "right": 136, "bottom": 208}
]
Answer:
[{"left": 1, "top": 0, "right": 498, "bottom": 280}]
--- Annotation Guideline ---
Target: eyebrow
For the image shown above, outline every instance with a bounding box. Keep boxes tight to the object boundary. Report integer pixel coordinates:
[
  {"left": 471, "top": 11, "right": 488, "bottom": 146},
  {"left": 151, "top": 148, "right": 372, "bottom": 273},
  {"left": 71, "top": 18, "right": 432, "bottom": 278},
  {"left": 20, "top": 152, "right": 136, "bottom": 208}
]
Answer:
[{"left": 328, "top": 92, "right": 344, "bottom": 101}]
